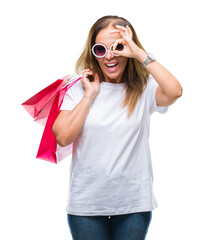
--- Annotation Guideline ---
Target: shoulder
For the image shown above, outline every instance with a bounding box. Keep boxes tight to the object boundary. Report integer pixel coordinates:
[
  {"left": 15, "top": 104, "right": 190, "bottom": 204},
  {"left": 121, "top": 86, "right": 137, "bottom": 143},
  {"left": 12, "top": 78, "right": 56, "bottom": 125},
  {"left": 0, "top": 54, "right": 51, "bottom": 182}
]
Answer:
[
  {"left": 60, "top": 76, "right": 84, "bottom": 110},
  {"left": 65, "top": 77, "right": 84, "bottom": 97}
]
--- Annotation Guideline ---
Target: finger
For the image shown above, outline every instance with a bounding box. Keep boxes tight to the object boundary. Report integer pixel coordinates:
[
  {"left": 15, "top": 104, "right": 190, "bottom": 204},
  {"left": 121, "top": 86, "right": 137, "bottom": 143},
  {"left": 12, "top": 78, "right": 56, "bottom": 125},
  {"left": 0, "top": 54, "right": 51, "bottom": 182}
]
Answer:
[
  {"left": 126, "top": 25, "right": 132, "bottom": 34},
  {"left": 126, "top": 25, "right": 133, "bottom": 38},
  {"left": 112, "top": 44, "right": 125, "bottom": 56},
  {"left": 112, "top": 39, "right": 125, "bottom": 51},
  {"left": 115, "top": 25, "right": 129, "bottom": 39},
  {"left": 82, "top": 73, "right": 88, "bottom": 80},
  {"left": 115, "top": 25, "right": 128, "bottom": 33},
  {"left": 82, "top": 72, "right": 90, "bottom": 79},
  {"left": 86, "top": 70, "right": 93, "bottom": 76},
  {"left": 110, "top": 28, "right": 125, "bottom": 39},
  {"left": 83, "top": 70, "right": 95, "bottom": 83},
  {"left": 81, "top": 69, "right": 91, "bottom": 74},
  {"left": 110, "top": 29, "right": 120, "bottom": 34},
  {"left": 81, "top": 70, "right": 93, "bottom": 78},
  {"left": 81, "top": 74, "right": 93, "bottom": 90},
  {"left": 81, "top": 69, "right": 90, "bottom": 72},
  {"left": 80, "top": 75, "right": 90, "bottom": 90},
  {"left": 110, "top": 25, "right": 129, "bottom": 34},
  {"left": 112, "top": 49, "right": 125, "bottom": 56},
  {"left": 80, "top": 69, "right": 90, "bottom": 77},
  {"left": 85, "top": 73, "right": 99, "bottom": 82},
  {"left": 115, "top": 25, "right": 132, "bottom": 39},
  {"left": 115, "top": 24, "right": 126, "bottom": 29}
]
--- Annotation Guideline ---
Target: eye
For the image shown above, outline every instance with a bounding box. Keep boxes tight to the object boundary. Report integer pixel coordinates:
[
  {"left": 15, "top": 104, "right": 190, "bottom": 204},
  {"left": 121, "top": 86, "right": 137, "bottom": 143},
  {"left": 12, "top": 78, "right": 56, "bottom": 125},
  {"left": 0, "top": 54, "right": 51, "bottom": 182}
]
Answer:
[
  {"left": 116, "top": 44, "right": 124, "bottom": 51},
  {"left": 92, "top": 44, "right": 106, "bottom": 58},
  {"left": 95, "top": 45, "right": 106, "bottom": 56}
]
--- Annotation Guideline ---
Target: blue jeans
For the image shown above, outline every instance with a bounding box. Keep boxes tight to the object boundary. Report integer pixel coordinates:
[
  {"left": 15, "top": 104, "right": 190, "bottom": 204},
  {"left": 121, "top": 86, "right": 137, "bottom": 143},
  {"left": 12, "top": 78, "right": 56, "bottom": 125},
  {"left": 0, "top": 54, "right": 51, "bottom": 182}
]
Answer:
[{"left": 67, "top": 211, "right": 152, "bottom": 240}]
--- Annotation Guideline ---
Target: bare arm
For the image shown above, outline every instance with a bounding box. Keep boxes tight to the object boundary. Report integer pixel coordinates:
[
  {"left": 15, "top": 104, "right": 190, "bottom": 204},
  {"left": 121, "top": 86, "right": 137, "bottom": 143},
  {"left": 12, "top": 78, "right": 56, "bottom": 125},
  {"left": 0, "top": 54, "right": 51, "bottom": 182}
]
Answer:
[
  {"left": 111, "top": 25, "right": 183, "bottom": 106},
  {"left": 53, "top": 70, "right": 100, "bottom": 147},
  {"left": 53, "top": 97, "right": 94, "bottom": 147},
  {"left": 135, "top": 49, "right": 183, "bottom": 106}
]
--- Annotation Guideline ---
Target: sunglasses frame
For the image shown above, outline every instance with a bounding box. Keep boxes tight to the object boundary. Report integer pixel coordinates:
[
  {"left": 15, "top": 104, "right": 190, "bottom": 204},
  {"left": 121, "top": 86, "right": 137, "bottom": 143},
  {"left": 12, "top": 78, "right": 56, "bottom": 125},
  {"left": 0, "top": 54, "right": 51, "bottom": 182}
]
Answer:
[{"left": 92, "top": 43, "right": 124, "bottom": 58}]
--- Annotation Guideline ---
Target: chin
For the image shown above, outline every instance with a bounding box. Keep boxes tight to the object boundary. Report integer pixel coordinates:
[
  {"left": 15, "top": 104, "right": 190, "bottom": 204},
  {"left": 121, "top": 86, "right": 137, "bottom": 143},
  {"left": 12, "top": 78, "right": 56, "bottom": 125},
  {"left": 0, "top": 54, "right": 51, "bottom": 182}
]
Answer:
[{"left": 105, "top": 73, "right": 121, "bottom": 82}]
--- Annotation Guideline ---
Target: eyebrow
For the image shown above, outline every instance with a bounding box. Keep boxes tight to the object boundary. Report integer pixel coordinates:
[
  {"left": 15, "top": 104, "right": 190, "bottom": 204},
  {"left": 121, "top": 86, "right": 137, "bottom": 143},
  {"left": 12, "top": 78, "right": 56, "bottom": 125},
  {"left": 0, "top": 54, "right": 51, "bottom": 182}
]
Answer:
[{"left": 94, "top": 41, "right": 117, "bottom": 46}]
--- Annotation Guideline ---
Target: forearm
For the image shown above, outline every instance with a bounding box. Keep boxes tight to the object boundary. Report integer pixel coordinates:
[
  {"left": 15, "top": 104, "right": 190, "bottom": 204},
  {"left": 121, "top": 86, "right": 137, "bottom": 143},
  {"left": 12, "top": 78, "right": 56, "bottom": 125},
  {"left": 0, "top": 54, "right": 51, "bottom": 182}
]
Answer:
[
  {"left": 53, "top": 96, "right": 93, "bottom": 147},
  {"left": 136, "top": 49, "right": 183, "bottom": 98}
]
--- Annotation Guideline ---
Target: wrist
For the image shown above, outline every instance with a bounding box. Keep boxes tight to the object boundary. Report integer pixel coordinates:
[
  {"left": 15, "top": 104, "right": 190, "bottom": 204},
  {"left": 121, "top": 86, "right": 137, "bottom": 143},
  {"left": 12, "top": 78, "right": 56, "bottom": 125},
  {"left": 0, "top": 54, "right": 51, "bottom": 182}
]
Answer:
[
  {"left": 134, "top": 48, "right": 148, "bottom": 63},
  {"left": 83, "top": 95, "right": 95, "bottom": 105}
]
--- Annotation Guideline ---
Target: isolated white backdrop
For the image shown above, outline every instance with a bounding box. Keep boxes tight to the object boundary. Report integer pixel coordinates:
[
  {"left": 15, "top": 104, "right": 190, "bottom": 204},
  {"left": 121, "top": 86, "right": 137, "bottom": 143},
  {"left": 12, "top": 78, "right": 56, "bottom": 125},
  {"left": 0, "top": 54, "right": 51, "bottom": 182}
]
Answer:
[{"left": 1, "top": 0, "right": 204, "bottom": 239}]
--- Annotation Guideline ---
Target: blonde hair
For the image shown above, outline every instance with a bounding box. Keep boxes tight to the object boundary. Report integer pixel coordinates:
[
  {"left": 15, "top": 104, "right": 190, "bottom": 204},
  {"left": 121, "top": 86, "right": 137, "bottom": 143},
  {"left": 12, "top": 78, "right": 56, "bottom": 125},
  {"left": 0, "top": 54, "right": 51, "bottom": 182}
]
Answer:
[{"left": 75, "top": 15, "right": 149, "bottom": 118}]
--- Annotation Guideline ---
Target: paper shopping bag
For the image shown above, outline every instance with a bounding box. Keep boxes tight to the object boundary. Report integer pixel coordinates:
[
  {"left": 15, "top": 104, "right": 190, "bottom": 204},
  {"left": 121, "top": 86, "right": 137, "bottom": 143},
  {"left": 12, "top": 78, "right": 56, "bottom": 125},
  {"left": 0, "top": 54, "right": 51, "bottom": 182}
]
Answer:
[
  {"left": 22, "top": 74, "right": 81, "bottom": 126},
  {"left": 36, "top": 77, "right": 82, "bottom": 163},
  {"left": 22, "top": 74, "right": 82, "bottom": 163},
  {"left": 21, "top": 78, "right": 67, "bottom": 119}
]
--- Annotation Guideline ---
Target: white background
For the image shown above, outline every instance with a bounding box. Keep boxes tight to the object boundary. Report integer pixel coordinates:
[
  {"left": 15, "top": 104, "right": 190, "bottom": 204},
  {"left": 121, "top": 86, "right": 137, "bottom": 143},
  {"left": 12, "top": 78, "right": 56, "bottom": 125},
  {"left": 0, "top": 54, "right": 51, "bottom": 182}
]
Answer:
[{"left": 1, "top": 0, "right": 204, "bottom": 239}]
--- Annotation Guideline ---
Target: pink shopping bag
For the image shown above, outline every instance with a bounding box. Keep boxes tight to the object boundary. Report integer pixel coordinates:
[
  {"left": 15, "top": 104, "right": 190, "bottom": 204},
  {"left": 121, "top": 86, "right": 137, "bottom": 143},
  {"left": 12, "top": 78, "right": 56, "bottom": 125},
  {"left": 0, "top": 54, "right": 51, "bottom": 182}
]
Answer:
[
  {"left": 22, "top": 75, "right": 82, "bottom": 163},
  {"left": 21, "top": 77, "right": 67, "bottom": 119}
]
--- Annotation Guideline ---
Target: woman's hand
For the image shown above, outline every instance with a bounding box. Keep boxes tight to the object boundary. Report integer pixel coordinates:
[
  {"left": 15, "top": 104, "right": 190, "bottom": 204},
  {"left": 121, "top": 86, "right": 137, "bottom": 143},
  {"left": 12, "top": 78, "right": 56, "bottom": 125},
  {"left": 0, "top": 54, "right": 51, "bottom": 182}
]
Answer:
[
  {"left": 110, "top": 25, "right": 147, "bottom": 62},
  {"left": 80, "top": 69, "right": 100, "bottom": 102}
]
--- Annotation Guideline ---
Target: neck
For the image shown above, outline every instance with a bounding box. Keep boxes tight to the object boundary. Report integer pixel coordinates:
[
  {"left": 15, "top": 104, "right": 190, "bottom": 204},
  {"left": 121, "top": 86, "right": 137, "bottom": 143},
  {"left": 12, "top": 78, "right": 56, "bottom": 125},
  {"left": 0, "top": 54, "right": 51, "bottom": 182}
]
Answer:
[{"left": 104, "top": 76, "right": 124, "bottom": 84}]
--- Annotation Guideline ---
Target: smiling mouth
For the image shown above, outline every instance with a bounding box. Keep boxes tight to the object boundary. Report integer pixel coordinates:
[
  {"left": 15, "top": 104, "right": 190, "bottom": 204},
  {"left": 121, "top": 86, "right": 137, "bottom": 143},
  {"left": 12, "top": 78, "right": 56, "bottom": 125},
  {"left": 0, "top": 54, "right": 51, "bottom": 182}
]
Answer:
[
  {"left": 105, "top": 63, "right": 119, "bottom": 72},
  {"left": 105, "top": 63, "right": 118, "bottom": 67}
]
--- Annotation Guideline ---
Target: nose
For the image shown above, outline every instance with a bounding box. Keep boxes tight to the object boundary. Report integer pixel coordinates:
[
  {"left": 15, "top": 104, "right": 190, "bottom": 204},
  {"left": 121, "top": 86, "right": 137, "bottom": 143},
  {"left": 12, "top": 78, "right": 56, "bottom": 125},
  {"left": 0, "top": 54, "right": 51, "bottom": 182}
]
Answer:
[{"left": 105, "top": 48, "right": 114, "bottom": 61}]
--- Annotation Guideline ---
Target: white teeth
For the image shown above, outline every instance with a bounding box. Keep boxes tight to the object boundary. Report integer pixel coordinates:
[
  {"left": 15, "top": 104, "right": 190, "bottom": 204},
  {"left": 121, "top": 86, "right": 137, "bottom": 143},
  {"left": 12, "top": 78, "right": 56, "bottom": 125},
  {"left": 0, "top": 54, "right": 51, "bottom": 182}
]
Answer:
[{"left": 106, "top": 63, "right": 117, "bottom": 67}]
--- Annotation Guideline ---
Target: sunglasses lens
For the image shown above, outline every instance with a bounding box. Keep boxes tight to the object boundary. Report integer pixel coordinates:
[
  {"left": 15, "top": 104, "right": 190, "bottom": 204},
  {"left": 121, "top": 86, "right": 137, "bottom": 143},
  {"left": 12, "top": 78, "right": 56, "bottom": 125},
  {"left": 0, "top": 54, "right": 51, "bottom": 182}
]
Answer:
[
  {"left": 115, "top": 44, "right": 124, "bottom": 51},
  {"left": 93, "top": 45, "right": 106, "bottom": 57}
]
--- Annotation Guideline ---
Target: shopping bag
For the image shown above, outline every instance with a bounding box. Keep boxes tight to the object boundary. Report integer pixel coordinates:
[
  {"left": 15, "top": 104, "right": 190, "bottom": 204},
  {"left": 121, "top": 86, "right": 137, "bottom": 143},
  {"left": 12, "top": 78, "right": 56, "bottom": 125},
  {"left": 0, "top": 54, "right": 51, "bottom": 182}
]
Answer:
[
  {"left": 34, "top": 75, "right": 81, "bottom": 126},
  {"left": 22, "top": 74, "right": 82, "bottom": 163},
  {"left": 36, "top": 77, "right": 82, "bottom": 163},
  {"left": 21, "top": 76, "right": 68, "bottom": 119}
]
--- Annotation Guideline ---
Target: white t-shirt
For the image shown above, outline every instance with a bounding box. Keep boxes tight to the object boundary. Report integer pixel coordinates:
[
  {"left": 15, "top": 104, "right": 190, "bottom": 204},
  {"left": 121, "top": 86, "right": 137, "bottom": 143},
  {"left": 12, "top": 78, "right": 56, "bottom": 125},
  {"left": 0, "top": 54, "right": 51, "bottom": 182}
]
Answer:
[{"left": 60, "top": 75, "right": 168, "bottom": 216}]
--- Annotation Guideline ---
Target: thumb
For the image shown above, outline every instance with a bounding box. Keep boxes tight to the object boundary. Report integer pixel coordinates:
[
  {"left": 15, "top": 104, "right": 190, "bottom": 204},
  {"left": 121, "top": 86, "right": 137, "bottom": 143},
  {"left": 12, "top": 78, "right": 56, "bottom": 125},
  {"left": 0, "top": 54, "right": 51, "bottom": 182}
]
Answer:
[{"left": 112, "top": 50, "right": 123, "bottom": 56}]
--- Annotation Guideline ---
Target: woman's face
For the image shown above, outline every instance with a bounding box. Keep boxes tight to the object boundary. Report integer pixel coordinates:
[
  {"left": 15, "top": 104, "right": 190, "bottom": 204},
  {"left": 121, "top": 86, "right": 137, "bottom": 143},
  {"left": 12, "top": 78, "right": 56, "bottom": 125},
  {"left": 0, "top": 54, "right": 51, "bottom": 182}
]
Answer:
[{"left": 95, "top": 25, "right": 128, "bottom": 83}]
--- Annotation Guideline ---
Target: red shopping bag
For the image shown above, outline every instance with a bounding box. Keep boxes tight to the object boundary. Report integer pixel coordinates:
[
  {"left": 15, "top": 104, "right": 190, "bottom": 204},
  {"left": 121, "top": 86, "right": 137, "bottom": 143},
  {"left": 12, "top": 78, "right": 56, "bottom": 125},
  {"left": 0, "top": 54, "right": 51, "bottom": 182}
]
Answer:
[
  {"left": 36, "top": 85, "right": 70, "bottom": 163},
  {"left": 21, "top": 77, "right": 68, "bottom": 120},
  {"left": 34, "top": 75, "right": 80, "bottom": 126},
  {"left": 22, "top": 74, "right": 82, "bottom": 163}
]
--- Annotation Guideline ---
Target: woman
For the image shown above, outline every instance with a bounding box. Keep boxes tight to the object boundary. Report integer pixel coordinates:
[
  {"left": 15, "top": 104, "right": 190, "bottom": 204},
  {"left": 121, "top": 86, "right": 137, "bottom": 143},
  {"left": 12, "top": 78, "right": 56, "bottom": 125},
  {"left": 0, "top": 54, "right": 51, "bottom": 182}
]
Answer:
[{"left": 53, "top": 15, "right": 182, "bottom": 240}]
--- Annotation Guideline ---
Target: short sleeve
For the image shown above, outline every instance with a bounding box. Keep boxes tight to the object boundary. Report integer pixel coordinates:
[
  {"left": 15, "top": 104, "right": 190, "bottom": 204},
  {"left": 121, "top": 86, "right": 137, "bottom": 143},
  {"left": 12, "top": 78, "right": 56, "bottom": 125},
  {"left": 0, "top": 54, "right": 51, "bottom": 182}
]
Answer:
[
  {"left": 60, "top": 80, "right": 84, "bottom": 111},
  {"left": 147, "top": 75, "right": 168, "bottom": 115}
]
